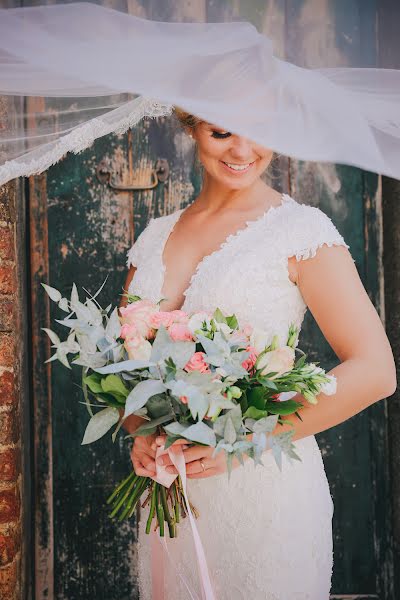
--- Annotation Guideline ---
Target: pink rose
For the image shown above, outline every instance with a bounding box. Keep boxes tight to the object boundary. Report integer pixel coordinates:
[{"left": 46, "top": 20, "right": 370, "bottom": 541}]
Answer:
[
  {"left": 168, "top": 322, "right": 193, "bottom": 341},
  {"left": 242, "top": 345, "right": 258, "bottom": 373},
  {"left": 184, "top": 351, "right": 210, "bottom": 373},
  {"left": 119, "top": 299, "right": 158, "bottom": 339},
  {"left": 149, "top": 311, "right": 175, "bottom": 329},
  {"left": 149, "top": 309, "right": 189, "bottom": 330},
  {"left": 168, "top": 310, "right": 189, "bottom": 324},
  {"left": 119, "top": 322, "right": 139, "bottom": 340},
  {"left": 180, "top": 395, "right": 188, "bottom": 404}
]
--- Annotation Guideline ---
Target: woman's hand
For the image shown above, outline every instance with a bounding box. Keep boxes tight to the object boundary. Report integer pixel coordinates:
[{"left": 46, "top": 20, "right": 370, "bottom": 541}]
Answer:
[
  {"left": 130, "top": 433, "right": 158, "bottom": 477},
  {"left": 153, "top": 435, "right": 243, "bottom": 479}
]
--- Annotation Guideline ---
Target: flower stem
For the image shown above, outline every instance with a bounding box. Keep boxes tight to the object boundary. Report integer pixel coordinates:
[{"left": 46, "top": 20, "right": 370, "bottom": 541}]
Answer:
[
  {"left": 156, "top": 484, "right": 165, "bottom": 537},
  {"left": 146, "top": 483, "right": 158, "bottom": 534},
  {"left": 160, "top": 484, "right": 176, "bottom": 538}
]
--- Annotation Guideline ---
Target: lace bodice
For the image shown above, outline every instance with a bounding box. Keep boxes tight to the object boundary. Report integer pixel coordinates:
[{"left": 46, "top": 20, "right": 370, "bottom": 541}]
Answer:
[
  {"left": 126, "top": 193, "right": 349, "bottom": 347},
  {"left": 128, "top": 192, "right": 346, "bottom": 599}
]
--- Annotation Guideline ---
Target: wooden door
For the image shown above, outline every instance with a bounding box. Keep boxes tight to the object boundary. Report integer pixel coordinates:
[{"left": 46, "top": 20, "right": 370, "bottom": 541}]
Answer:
[{"left": 28, "top": 1, "right": 394, "bottom": 598}]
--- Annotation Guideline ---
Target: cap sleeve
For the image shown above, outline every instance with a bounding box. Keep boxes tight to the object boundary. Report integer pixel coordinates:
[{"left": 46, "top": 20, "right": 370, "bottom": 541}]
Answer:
[
  {"left": 286, "top": 203, "right": 350, "bottom": 262},
  {"left": 126, "top": 217, "right": 155, "bottom": 269}
]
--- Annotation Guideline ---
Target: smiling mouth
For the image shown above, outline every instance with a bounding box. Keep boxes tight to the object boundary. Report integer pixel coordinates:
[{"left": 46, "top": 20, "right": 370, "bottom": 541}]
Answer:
[{"left": 220, "top": 160, "right": 255, "bottom": 173}]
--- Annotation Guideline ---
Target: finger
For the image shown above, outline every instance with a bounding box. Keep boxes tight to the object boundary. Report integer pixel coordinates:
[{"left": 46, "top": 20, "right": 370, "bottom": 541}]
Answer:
[
  {"left": 139, "top": 442, "right": 156, "bottom": 459},
  {"left": 141, "top": 453, "right": 156, "bottom": 473},
  {"left": 180, "top": 446, "right": 209, "bottom": 463},
  {"left": 135, "top": 457, "right": 156, "bottom": 477},
  {"left": 157, "top": 444, "right": 194, "bottom": 467},
  {"left": 186, "top": 459, "right": 211, "bottom": 475},
  {"left": 187, "top": 468, "right": 218, "bottom": 479},
  {"left": 131, "top": 449, "right": 156, "bottom": 477}
]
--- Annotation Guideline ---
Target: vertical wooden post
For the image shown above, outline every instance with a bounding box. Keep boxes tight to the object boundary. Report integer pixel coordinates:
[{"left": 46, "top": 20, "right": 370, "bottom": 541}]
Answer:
[{"left": 378, "top": 0, "right": 400, "bottom": 596}]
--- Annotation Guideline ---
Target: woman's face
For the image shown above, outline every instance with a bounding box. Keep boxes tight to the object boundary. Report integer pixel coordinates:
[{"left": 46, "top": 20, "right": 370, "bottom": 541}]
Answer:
[{"left": 192, "top": 121, "right": 274, "bottom": 189}]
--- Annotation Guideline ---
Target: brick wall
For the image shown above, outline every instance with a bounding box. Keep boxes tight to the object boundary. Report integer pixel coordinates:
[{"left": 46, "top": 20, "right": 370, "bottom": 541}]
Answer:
[
  {"left": 0, "top": 179, "right": 22, "bottom": 600},
  {"left": 0, "top": 90, "right": 28, "bottom": 600}
]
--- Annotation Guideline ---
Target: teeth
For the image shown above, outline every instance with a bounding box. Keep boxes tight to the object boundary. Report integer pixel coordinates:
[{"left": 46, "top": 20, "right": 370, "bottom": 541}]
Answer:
[{"left": 223, "top": 161, "right": 252, "bottom": 171}]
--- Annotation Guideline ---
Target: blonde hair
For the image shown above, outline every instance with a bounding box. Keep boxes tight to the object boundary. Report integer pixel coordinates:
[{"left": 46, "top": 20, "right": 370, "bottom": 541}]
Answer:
[{"left": 174, "top": 106, "right": 202, "bottom": 132}]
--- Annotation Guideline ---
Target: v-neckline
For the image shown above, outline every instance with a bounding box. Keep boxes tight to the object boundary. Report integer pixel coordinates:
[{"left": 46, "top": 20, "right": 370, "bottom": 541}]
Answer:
[{"left": 159, "top": 192, "right": 293, "bottom": 311}]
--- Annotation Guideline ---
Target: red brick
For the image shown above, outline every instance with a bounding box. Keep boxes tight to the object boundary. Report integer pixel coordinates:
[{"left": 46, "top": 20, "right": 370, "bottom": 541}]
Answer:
[
  {"left": 0, "top": 449, "right": 20, "bottom": 483},
  {"left": 0, "top": 229, "right": 13, "bottom": 262},
  {"left": 0, "top": 266, "right": 15, "bottom": 296},
  {"left": 0, "top": 488, "right": 20, "bottom": 525},
  {"left": 0, "top": 527, "right": 20, "bottom": 567},
  {"left": 0, "top": 300, "right": 13, "bottom": 332},
  {"left": 0, "top": 371, "right": 15, "bottom": 407},
  {"left": 0, "top": 335, "right": 14, "bottom": 368},
  {"left": 0, "top": 556, "right": 18, "bottom": 600},
  {"left": 0, "top": 412, "right": 18, "bottom": 446}
]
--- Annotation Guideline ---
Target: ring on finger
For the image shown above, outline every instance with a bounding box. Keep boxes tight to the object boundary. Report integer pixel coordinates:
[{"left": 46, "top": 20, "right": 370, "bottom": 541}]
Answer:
[{"left": 199, "top": 459, "right": 207, "bottom": 472}]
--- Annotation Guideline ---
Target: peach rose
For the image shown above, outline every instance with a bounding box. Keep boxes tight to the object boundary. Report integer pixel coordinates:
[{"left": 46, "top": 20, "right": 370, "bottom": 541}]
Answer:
[
  {"left": 168, "top": 322, "right": 193, "bottom": 341},
  {"left": 242, "top": 345, "right": 258, "bottom": 373},
  {"left": 256, "top": 346, "right": 295, "bottom": 378},
  {"left": 124, "top": 334, "right": 152, "bottom": 361},
  {"left": 184, "top": 351, "right": 210, "bottom": 373},
  {"left": 119, "top": 299, "right": 158, "bottom": 338}
]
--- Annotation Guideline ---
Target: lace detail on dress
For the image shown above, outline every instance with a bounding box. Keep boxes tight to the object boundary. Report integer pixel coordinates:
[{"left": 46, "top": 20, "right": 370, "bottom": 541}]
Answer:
[
  {"left": 126, "top": 193, "right": 345, "bottom": 599},
  {"left": 0, "top": 97, "right": 173, "bottom": 186}
]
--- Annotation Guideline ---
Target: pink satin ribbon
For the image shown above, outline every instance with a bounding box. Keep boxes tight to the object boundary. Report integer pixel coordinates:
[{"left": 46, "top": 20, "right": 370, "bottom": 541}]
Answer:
[{"left": 149, "top": 444, "right": 217, "bottom": 600}]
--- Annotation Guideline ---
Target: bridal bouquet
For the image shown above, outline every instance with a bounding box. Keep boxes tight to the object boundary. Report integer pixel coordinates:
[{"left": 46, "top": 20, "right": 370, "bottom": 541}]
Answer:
[{"left": 42, "top": 278, "right": 336, "bottom": 538}]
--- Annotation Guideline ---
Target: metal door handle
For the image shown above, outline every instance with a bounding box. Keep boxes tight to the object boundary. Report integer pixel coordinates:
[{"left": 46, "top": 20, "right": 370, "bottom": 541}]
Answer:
[{"left": 96, "top": 158, "right": 169, "bottom": 191}]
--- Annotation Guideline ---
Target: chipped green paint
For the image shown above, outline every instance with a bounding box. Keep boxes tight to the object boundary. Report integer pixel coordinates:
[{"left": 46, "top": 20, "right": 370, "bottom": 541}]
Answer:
[{"left": 30, "top": 1, "right": 394, "bottom": 599}]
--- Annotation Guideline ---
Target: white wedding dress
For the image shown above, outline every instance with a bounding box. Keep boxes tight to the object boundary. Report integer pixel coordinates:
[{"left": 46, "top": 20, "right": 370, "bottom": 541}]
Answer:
[{"left": 126, "top": 192, "right": 350, "bottom": 600}]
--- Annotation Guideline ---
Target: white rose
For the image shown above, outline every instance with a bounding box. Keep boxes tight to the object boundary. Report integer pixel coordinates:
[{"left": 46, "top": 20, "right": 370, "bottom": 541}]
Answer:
[
  {"left": 188, "top": 312, "right": 212, "bottom": 334},
  {"left": 320, "top": 374, "right": 337, "bottom": 396},
  {"left": 256, "top": 346, "right": 295, "bottom": 378},
  {"left": 249, "top": 329, "right": 271, "bottom": 354}
]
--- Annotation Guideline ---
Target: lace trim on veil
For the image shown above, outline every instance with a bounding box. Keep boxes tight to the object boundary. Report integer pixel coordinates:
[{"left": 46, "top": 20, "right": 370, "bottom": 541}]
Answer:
[{"left": 0, "top": 97, "right": 173, "bottom": 186}]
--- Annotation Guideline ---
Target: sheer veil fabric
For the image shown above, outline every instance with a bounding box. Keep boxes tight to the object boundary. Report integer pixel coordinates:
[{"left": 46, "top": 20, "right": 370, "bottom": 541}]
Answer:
[{"left": 0, "top": 1, "right": 400, "bottom": 185}]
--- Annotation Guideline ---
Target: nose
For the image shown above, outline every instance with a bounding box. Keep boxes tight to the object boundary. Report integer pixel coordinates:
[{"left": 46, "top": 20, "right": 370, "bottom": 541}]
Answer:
[{"left": 227, "top": 135, "right": 254, "bottom": 161}]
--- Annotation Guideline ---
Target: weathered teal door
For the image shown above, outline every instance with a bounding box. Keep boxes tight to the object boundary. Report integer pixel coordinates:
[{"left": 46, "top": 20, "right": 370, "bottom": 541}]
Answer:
[{"left": 29, "top": 2, "right": 393, "bottom": 598}]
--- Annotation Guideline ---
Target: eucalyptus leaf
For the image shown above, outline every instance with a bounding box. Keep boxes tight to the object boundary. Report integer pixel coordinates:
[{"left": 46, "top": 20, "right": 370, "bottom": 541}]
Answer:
[
  {"left": 131, "top": 413, "right": 174, "bottom": 437},
  {"left": 124, "top": 379, "right": 166, "bottom": 417},
  {"left": 94, "top": 358, "right": 153, "bottom": 374},
  {"left": 183, "top": 421, "right": 216, "bottom": 447},
  {"left": 163, "top": 421, "right": 187, "bottom": 436},
  {"left": 224, "top": 417, "right": 237, "bottom": 445},
  {"left": 41, "top": 327, "right": 61, "bottom": 346},
  {"left": 58, "top": 297, "right": 70, "bottom": 312},
  {"left": 252, "top": 414, "right": 279, "bottom": 434},
  {"left": 105, "top": 306, "right": 122, "bottom": 340},
  {"left": 81, "top": 407, "right": 120, "bottom": 444},
  {"left": 41, "top": 282, "right": 62, "bottom": 303}
]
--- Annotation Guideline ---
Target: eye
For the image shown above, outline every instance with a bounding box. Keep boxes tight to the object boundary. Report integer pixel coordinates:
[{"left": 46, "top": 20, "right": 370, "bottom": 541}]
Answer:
[{"left": 211, "top": 130, "right": 232, "bottom": 139}]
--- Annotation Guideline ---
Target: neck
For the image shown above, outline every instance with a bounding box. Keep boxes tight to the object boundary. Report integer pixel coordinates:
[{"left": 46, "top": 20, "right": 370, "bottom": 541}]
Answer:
[{"left": 193, "top": 175, "right": 271, "bottom": 214}]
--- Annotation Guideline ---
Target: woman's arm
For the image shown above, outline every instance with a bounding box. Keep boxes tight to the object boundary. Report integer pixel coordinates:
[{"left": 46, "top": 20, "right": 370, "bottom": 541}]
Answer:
[{"left": 272, "top": 244, "right": 397, "bottom": 442}]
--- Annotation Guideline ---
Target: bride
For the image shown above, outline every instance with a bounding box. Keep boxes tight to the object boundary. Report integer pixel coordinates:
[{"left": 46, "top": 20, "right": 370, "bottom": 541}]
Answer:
[{"left": 119, "top": 109, "right": 397, "bottom": 599}]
